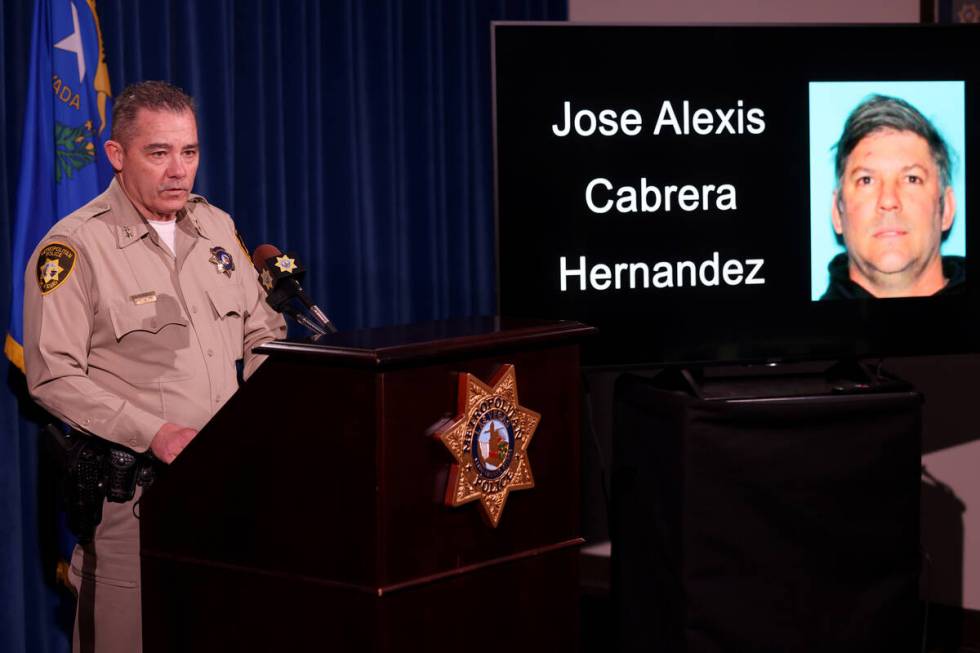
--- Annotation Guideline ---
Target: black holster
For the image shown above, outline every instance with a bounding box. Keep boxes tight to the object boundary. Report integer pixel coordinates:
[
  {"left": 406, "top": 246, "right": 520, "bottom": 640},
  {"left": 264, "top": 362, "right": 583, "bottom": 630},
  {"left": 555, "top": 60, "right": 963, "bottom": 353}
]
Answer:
[{"left": 44, "top": 425, "right": 158, "bottom": 544}]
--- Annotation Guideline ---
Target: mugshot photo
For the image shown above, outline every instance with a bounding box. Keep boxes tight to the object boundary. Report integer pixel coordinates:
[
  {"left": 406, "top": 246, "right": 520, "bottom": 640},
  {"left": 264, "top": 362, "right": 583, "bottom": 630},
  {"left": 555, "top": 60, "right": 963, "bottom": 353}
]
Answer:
[{"left": 809, "top": 81, "right": 966, "bottom": 300}]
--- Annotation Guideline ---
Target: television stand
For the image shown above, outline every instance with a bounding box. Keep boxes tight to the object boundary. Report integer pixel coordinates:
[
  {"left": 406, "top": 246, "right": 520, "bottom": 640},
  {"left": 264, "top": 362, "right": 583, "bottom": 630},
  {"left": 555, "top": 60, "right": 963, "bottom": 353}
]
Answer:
[
  {"left": 646, "top": 358, "right": 912, "bottom": 403},
  {"left": 611, "top": 365, "right": 922, "bottom": 651}
]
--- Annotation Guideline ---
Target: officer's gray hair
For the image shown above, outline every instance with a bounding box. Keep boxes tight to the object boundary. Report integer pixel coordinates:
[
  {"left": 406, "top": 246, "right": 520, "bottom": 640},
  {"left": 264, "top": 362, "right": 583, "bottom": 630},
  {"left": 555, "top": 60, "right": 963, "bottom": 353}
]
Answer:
[
  {"left": 111, "top": 81, "right": 197, "bottom": 146},
  {"left": 833, "top": 94, "right": 952, "bottom": 192}
]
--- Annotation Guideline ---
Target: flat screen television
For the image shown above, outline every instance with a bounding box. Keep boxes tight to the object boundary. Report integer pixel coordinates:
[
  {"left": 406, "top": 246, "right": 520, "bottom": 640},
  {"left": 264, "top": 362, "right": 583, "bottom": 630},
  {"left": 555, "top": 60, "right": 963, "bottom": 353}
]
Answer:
[{"left": 493, "top": 23, "right": 980, "bottom": 367}]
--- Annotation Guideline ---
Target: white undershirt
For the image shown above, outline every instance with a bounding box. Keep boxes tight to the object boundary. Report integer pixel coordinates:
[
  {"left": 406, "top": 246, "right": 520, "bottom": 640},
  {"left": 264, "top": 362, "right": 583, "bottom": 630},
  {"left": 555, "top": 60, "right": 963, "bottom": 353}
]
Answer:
[{"left": 145, "top": 218, "right": 177, "bottom": 256}]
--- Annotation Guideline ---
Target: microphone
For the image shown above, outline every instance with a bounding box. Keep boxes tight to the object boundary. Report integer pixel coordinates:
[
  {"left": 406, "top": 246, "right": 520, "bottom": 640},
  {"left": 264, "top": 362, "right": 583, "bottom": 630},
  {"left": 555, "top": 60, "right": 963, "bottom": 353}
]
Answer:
[{"left": 251, "top": 244, "right": 337, "bottom": 335}]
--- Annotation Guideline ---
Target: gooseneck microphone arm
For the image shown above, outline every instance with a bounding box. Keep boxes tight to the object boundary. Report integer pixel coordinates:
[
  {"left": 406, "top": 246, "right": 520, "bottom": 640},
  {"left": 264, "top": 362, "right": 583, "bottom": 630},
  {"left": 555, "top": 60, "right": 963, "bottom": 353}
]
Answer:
[
  {"left": 281, "top": 303, "right": 331, "bottom": 336},
  {"left": 305, "top": 303, "right": 335, "bottom": 334}
]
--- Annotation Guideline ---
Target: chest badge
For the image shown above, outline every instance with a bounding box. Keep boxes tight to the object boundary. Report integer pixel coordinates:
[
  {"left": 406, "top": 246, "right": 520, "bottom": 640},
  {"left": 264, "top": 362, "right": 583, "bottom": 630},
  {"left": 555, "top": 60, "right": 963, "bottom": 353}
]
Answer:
[
  {"left": 432, "top": 364, "right": 541, "bottom": 527},
  {"left": 209, "top": 246, "right": 235, "bottom": 277}
]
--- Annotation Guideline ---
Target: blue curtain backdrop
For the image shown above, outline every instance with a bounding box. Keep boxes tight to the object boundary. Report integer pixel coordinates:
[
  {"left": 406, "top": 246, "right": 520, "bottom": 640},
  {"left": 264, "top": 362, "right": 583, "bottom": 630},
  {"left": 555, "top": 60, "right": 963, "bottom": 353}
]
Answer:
[{"left": 0, "top": 1, "right": 566, "bottom": 651}]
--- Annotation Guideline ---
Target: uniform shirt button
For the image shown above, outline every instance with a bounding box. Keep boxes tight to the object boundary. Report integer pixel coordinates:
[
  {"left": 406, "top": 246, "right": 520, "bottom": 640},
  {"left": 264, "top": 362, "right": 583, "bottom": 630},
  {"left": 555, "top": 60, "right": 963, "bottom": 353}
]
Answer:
[
  {"left": 83, "top": 418, "right": 91, "bottom": 426},
  {"left": 191, "top": 305, "right": 198, "bottom": 314},
  {"left": 207, "top": 349, "right": 214, "bottom": 357},
  {"left": 129, "top": 439, "right": 138, "bottom": 447},
  {"left": 214, "top": 395, "right": 220, "bottom": 403}
]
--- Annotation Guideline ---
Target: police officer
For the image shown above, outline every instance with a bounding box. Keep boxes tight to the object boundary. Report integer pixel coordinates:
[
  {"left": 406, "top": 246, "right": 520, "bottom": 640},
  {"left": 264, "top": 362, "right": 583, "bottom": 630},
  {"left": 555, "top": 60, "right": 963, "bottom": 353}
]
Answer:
[{"left": 23, "top": 81, "right": 287, "bottom": 652}]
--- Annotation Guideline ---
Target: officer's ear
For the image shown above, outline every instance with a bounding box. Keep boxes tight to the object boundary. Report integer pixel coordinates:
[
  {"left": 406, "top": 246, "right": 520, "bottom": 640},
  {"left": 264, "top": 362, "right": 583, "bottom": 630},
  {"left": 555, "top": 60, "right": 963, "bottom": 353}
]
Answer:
[
  {"left": 831, "top": 189, "right": 845, "bottom": 235},
  {"left": 104, "top": 139, "right": 124, "bottom": 173},
  {"left": 941, "top": 185, "right": 956, "bottom": 232}
]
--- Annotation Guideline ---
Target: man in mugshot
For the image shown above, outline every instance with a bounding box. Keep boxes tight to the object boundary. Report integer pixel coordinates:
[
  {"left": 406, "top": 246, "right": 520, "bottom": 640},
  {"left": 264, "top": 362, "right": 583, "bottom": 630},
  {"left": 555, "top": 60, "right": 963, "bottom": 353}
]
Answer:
[{"left": 822, "top": 94, "right": 964, "bottom": 299}]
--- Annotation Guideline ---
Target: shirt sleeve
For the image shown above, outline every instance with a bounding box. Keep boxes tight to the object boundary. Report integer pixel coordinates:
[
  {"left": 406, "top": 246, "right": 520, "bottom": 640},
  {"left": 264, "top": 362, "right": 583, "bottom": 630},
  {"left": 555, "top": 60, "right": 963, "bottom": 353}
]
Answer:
[{"left": 23, "top": 236, "right": 166, "bottom": 452}]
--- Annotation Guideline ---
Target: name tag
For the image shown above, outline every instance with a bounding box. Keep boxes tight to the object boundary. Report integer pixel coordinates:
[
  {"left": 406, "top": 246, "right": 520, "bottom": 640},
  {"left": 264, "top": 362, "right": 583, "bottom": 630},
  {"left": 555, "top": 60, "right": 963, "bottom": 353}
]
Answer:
[{"left": 131, "top": 291, "right": 158, "bottom": 305}]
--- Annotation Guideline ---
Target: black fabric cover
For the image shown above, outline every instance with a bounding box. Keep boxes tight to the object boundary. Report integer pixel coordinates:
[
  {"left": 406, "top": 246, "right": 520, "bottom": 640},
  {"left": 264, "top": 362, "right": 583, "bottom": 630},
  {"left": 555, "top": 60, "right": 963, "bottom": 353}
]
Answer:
[{"left": 611, "top": 372, "right": 922, "bottom": 652}]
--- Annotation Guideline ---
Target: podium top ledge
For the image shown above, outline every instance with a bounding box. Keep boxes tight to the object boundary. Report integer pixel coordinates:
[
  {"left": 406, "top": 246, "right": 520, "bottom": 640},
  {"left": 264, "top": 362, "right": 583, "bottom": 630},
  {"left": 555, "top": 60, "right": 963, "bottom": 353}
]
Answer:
[{"left": 254, "top": 316, "right": 596, "bottom": 368}]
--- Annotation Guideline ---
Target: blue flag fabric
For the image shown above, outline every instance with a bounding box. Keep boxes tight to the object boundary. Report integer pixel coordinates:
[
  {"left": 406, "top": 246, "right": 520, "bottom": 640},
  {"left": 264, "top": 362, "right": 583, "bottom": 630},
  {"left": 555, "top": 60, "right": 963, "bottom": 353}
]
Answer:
[{"left": 5, "top": 0, "right": 114, "bottom": 372}]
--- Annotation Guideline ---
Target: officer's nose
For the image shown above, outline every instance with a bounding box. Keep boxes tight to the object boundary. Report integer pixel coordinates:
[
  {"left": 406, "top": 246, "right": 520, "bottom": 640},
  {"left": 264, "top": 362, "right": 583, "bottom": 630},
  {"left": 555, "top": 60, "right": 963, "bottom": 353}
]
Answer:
[
  {"left": 878, "top": 178, "right": 901, "bottom": 213},
  {"left": 166, "top": 153, "right": 186, "bottom": 179}
]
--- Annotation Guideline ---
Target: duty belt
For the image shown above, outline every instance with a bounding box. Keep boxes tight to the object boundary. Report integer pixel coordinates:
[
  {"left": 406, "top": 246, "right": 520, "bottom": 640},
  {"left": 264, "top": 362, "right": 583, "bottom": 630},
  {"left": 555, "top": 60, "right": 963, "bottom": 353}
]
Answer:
[{"left": 44, "top": 425, "right": 158, "bottom": 544}]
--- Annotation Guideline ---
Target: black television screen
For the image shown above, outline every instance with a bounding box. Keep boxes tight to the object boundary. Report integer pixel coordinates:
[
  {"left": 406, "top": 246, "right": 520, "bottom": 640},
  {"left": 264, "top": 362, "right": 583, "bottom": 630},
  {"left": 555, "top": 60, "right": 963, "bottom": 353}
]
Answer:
[{"left": 493, "top": 23, "right": 980, "bottom": 367}]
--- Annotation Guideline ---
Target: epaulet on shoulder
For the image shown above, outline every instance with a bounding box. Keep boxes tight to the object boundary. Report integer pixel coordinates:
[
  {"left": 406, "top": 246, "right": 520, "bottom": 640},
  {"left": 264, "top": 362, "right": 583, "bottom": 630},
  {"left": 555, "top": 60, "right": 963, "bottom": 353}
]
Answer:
[
  {"left": 52, "top": 200, "right": 112, "bottom": 238},
  {"left": 186, "top": 192, "right": 226, "bottom": 221},
  {"left": 189, "top": 195, "right": 233, "bottom": 228},
  {"left": 185, "top": 193, "right": 234, "bottom": 237},
  {"left": 187, "top": 192, "right": 210, "bottom": 206}
]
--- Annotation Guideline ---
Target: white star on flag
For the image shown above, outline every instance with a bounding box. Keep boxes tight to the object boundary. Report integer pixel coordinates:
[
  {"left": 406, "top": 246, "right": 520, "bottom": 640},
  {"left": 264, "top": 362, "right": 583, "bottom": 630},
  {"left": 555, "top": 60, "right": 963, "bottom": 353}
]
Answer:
[{"left": 54, "top": 1, "right": 86, "bottom": 83}]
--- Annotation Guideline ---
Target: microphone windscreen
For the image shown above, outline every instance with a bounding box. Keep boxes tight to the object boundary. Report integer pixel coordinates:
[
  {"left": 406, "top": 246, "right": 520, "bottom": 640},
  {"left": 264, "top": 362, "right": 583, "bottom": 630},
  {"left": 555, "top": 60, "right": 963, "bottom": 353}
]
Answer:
[{"left": 251, "top": 244, "right": 282, "bottom": 272}]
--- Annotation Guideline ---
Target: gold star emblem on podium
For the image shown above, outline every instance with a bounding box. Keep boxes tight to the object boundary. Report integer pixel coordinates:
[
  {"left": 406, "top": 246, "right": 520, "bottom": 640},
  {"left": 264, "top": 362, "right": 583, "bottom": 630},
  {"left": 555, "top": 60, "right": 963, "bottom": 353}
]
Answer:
[{"left": 434, "top": 364, "right": 540, "bottom": 527}]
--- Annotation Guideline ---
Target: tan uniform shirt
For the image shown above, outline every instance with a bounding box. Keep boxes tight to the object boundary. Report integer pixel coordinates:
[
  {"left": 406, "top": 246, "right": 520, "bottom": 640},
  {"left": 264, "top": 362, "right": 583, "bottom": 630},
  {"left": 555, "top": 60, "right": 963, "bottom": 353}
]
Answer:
[{"left": 23, "top": 178, "right": 287, "bottom": 451}]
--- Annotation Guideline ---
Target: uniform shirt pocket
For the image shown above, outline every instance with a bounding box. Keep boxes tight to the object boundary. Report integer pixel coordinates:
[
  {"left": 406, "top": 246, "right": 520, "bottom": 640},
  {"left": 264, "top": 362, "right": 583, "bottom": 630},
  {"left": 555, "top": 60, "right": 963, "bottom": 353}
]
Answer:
[
  {"left": 105, "top": 295, "right": 192, "bottom": 383},
  {"left": 109, "top": 294, "right": 188, "bottom": 337},
  {"left": 206, "top": 285, "right": 245, "bottom": 359}
]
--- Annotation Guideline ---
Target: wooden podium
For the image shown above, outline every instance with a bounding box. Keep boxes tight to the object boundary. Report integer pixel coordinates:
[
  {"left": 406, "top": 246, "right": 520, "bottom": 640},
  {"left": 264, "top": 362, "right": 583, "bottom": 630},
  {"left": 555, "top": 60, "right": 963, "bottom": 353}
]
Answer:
[{"left": 140, "top": 317, "right": 594, "bottom": 652}]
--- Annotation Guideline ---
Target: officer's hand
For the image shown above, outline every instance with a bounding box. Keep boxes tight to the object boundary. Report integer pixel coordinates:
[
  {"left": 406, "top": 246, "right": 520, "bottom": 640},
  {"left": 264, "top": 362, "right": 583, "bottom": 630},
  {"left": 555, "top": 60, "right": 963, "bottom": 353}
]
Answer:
[{"left": 150, "top": 422, "right": 199, "bottom": 464}]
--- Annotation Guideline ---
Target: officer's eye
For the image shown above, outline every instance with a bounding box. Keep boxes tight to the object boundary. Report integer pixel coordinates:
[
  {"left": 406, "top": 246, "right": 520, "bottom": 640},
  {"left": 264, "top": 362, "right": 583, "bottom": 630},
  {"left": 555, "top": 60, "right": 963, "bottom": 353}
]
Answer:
[
  {"left": 906, "top": 174, "right": 923, "bottom": 184},
  {"left": 856, "top": 175, "right": 873, "bottom": 186},
  {"left": 149, "top": 151, "right": 167, "bottom": 159}
]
